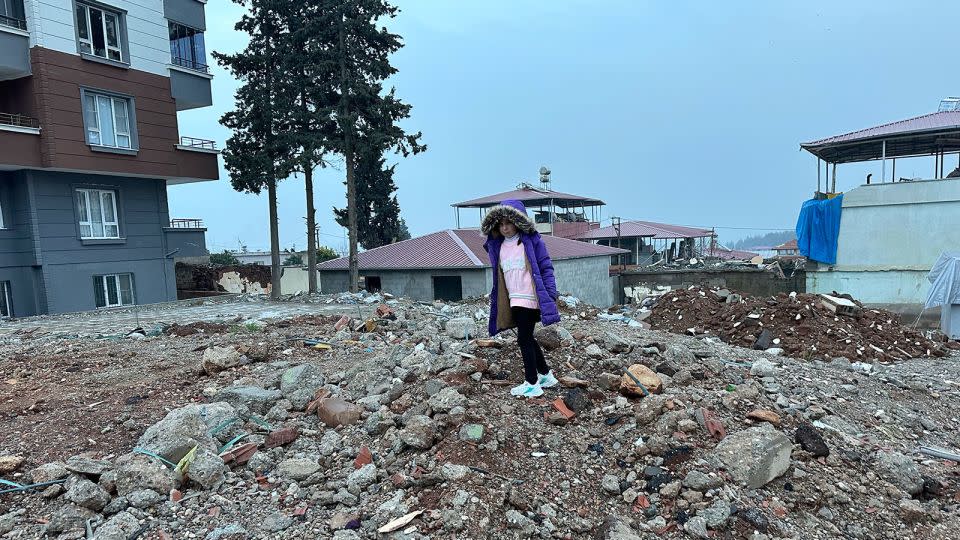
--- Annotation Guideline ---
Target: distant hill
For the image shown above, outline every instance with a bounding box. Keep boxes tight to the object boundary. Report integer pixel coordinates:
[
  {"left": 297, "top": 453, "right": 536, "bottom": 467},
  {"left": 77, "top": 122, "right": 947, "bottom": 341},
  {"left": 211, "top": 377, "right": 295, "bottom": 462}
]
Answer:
[{"left": 733, "top": 231, "right": 794, "bottom": 250}]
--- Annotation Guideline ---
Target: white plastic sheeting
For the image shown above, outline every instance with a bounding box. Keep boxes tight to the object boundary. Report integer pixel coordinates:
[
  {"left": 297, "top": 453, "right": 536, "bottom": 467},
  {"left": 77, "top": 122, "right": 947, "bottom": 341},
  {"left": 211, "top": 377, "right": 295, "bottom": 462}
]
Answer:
[{"left": 925, "top": 252, "right": 960, "bottom": 338}]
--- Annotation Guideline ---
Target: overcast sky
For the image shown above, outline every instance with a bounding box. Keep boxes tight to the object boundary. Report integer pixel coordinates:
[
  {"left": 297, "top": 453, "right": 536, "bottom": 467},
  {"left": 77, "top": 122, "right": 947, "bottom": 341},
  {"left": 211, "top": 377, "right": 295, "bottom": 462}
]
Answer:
[{"left": 169, "top": 1, "right": 960, "bottom": 253}]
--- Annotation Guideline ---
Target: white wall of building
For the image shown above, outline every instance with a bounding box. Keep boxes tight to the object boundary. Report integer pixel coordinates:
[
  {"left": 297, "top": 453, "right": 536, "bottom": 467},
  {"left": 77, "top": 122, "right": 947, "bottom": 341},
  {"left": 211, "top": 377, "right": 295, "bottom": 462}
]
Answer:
[
  {"left": 807, "top": 178, "right": 960, "bottom": 304},
  {"left": 25, "top": 0, "right": 171, "bottom": 76}
]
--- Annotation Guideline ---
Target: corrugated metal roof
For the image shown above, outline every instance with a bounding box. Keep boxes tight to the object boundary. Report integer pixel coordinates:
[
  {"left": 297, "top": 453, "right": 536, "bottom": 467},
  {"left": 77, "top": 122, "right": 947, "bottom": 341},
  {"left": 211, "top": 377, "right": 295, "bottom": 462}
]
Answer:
[
  {"left": 802, "top": 111, "right": 960, "bottom": 147},
  {"left": 774, "top": 239, "right": 798, "bottom": 250},
  {"left": 576, "top": 220, "right": 714, "bottom": 240},
  {"left": 706, "top": 246, "right": 759, "bottom": 260},
  {"left": 801, "top": 111, "right": 960, "bottom": 163},
  {"left": 453, "top": 187, "right": 605, "bottom": 208},
  {"left": 318, "top": 229, "right": 628, "bottom": 271}
]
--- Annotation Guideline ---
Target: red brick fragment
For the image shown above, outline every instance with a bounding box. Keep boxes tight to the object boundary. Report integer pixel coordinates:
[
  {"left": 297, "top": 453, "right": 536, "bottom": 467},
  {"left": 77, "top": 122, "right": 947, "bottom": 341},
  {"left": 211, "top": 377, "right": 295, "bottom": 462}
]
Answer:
[
  {"left": 265, "top": 426, "right": 300, "bottom": 448},
  {"left": 170, "top": 489, "right": 183, "bottom": 503},
  {"left": 551, "top": 398, "right": 576, "bottom": 420},
  {"left": 354, "top": 446, "right": 373, "bottom": 469}
]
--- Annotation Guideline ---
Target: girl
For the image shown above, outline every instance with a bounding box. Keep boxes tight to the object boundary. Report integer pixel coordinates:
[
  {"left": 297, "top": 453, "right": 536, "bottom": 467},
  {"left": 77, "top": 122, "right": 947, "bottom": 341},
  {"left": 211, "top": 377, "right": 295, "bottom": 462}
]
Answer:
[{"left": 482, "top": 199, "right": 561, "bottom": 398}]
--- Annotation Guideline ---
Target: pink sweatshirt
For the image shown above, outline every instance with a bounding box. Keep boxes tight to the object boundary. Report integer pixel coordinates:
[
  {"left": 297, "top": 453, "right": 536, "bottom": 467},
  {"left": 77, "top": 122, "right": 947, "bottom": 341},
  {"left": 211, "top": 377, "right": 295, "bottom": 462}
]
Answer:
[{"left": 499, "top": 235, "right": 539, "bottom": 309}]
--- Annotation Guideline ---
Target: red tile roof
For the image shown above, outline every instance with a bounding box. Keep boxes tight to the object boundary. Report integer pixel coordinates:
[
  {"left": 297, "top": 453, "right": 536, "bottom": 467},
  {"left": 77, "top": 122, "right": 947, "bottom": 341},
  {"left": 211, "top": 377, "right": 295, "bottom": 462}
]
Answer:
[
  {"left": 576, "top": 220, "right": 714, "bottom": 240},
  {"left": 317, "top": 229, "right": 628, "bottom": 270},
  {"left": 774, "top": 239, "right": 798, "bottom": 251},
  {"left": 453, "top": 187, "right": 604, "bottom": 208}
]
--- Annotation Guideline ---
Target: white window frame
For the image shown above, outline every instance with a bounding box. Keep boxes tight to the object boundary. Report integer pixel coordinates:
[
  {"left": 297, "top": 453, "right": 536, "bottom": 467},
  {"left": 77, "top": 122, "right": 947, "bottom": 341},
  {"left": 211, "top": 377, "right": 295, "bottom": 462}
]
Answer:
[
  {"left": 94, "top": 273, "right": 135, "bottom": 308},
  {"left": 84, "top": 92, "right": 132, "bottom": 149},
  {"left": 0, "top": 196, "right": 5, "bottom": 229},
  {"left": 0, "top": 281, "right": 11, "bottom": 317},
  {"left": 76, "top": 3, "right": 124, "bottom": 62},
  {"left": 76, "top": 188, "right": 120, "bottom": 239}
]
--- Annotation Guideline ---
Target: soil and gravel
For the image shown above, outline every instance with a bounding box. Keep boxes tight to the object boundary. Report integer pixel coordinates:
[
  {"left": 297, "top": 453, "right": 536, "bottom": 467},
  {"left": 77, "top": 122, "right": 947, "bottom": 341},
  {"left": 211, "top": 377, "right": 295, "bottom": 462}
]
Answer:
[{"left": 1, "top": 291, "right": 960, "bottom": 540}]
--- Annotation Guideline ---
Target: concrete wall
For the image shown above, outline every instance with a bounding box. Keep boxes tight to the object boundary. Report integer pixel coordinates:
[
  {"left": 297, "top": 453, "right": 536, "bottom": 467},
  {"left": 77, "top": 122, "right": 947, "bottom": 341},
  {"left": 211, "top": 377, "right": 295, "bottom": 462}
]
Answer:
[
  {"left": 280, "top": 266, "right": 319, "bottom": 295},
  {"left": 0, "top": 170, "right": 178, "bottom": 315},
  {"left": 622, "top": 267, "right": 806, "bottom": 302},
  {"left": 552, "top": 256, "right": 618, "bottom": 307},
  {"left": 319, "top": 269, "right": 488, "bottom": 301},
  {"left": 807, "top": 178, "right": 960, "bottom": 304}
]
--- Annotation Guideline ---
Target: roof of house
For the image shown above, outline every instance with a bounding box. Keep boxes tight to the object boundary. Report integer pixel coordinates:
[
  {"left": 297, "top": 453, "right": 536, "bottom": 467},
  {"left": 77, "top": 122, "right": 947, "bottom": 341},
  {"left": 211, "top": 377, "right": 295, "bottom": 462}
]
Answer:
[
  {"left": 774, "top": 239, "right": 798, "bottom": 251},
  {"left": 317, "top": 229, "right": 628, "bottom": 271},
  {"left": 705, "top": 246, "right": 760, "bottom": 261},
  {"left": 576, "top": 220, "right": 714, "bottom": 241},
  {"left": 453, "top": 187, "right": 605, "bottom": 209},
  {"left": 801, "top": 110, "right": 960, "bottom": 163}
]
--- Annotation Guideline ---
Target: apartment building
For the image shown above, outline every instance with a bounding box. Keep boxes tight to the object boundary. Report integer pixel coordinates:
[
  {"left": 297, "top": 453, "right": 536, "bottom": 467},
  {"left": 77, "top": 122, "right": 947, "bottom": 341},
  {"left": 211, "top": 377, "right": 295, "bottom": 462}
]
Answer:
[{"left": 0, "top": 0, "right": 218, "bottom": 317}]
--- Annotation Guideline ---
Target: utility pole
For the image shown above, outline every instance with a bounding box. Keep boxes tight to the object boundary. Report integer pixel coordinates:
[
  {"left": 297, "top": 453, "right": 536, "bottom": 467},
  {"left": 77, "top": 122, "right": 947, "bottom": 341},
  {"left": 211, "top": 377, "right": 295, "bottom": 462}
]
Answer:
[{"left": 612, "top": 216, "right": 624, "bottom": 271}]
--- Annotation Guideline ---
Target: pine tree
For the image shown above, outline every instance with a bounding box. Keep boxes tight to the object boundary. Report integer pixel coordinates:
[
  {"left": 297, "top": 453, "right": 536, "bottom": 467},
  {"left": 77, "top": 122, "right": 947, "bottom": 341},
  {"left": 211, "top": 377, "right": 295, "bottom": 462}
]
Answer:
[
  {"left": 214, "top": 0, "right": 298, "bottom": 299},
  {"left": 333, "top": 150, "right": 410, "bottom": 249}
]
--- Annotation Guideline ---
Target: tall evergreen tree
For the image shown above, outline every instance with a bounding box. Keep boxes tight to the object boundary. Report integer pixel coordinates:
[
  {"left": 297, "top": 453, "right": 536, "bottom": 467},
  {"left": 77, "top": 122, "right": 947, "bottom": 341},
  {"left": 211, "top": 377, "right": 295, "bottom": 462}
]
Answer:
[
  {"left": 315, "top": 0, "right": 425, "bottom": 291},
  {"left": 333, "top": 150, "right": 409, "bottom": 249},
  {"left": 214, "top": 0, "right": 297, "bottom": 299}
]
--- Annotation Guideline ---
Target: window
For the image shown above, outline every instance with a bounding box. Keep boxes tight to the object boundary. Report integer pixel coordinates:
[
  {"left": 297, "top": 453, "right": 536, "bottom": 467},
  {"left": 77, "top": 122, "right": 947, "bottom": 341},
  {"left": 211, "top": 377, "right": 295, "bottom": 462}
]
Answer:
[
  {"left": 76, "top": 2, "right": 124, "bottom": 62},
  {"left": 364, "top": 276, "right": 382, "bottom": 293},
  {"left": 76, "top": 188, "right": 120, "bottom": 239},
  {"left": 94, "top": 273, "right": 134, "bottom": 308},
  {"left": 0, "top": 0, "right": 26, "bottom": 30},
  {"left": 0, "top": 281, "right": 11, "bottom": 317},
  {"left": 82, "top": 91, "right": 133, "bottom": 149},
  {"left": 432, "top": 276, "right": 463, "bottom": 302},
  {"left": 168, "top": 21, "right": 207, "bottom": 73}
]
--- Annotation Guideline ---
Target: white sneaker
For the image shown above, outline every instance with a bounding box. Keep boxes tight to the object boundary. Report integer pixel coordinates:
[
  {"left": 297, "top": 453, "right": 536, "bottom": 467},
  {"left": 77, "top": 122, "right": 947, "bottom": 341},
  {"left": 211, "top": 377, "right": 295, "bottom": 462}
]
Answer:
[
  {"left": 538, "top": 370, "right": 558, "bottom": 388},
  {"left": 510, "top": 382, "right": 544, "bottom": 398}
]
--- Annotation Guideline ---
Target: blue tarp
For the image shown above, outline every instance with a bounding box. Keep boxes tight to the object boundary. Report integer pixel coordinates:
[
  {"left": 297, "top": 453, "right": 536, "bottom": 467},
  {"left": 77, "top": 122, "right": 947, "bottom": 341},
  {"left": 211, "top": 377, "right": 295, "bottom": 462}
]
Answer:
[{"left": 795, "top": 194, "right": 843, "bottom": 265}]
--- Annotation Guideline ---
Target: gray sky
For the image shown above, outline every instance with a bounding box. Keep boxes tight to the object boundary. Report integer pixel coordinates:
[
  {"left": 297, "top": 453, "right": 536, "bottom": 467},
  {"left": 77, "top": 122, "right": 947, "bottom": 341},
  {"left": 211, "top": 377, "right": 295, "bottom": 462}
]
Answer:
[{"left": 170, "top": 1, "right": 960, "bottom": 253}]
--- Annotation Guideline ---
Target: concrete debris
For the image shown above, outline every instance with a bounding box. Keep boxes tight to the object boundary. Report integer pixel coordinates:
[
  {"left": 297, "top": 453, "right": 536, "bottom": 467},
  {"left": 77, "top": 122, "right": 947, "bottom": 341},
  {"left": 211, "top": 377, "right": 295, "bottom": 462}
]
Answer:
[
  {"left": 202, "top": 345, "right": 243, "bottom": 375},
  {"left": 0, "top": 455, "right": 24, "bottom": 473},
  {"left": 2, "top": 291, "right": 960, "bottom": 539}
]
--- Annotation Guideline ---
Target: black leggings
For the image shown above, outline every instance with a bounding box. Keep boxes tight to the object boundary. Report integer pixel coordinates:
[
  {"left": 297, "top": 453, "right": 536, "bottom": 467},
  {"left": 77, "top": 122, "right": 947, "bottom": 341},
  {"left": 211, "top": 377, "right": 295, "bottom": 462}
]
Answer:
[{"left": 512, "top": 307, "right": 550, "bottom": 384}]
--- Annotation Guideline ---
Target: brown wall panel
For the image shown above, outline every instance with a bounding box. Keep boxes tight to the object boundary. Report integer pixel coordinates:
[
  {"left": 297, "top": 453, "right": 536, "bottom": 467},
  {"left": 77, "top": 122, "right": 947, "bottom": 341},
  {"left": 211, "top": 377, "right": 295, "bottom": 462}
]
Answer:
[
  {"left": 175, "top": 149, "right": 219, "bottom": 181},
  {"left": 0, "top": 131, "right": 42, "bottom": 167}
]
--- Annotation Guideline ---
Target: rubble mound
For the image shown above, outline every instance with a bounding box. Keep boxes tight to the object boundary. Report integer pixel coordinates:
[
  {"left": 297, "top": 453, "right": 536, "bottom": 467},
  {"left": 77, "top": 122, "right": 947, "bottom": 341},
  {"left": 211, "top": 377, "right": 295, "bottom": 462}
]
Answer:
[{"left": 648, "top": 287, "right": 952, "bottom": 361}]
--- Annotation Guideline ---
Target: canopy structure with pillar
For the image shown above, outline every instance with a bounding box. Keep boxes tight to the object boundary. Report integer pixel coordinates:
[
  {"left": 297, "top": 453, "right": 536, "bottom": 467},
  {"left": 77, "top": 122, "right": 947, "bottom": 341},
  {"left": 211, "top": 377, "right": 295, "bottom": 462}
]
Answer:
[
  {"left": 801, "top": 100, "right": 960, "bottom": 192},
  {"left": 453, "top": 184, "right": 605, "bottom": 239}
]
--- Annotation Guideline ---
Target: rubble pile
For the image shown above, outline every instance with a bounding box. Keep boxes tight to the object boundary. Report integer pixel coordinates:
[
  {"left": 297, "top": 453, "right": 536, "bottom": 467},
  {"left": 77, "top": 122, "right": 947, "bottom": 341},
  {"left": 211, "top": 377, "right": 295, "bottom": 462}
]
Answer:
[
  {"left": 2, "top": 293, "right": 960, "bottom": 539},
  {"left": 648, "top": 287, "right": 955, "bottom": 362}
]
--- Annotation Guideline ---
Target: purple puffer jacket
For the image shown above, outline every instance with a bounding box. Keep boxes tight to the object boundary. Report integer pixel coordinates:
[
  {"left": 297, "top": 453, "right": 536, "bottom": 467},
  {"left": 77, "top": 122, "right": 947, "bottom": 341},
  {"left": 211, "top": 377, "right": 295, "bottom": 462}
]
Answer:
[{"left": 481, "top": 199, "right": 560, "bottom": 336}]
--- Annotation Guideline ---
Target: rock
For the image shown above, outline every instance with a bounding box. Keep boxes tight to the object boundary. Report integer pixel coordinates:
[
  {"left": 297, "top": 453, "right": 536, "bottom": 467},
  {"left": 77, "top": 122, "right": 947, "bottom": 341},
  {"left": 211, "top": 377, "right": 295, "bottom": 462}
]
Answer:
[
  {"left": 701, "top": 500, "right": 731, "bottom": 529},
  {"left": 206, "top": 523, "right": 248, "bottom": 540},
  {"left": 459, "top": 423, "right": 484, "bottom": 443},
  {"left": 712, "top": 424, "right": 791, "bottom": 489},
  {"left": 663, "top": 344, "right": 695, "bottom": 365},
  {"left": 347, "top": 464, "right": 377, "bottom": 494},
  {"left": 365, "top": 410, "right": 396, "bottom": 437},
  {"left": 136, "top": 402, "right": 237, "bottom": 462},
  {"left": 563, "top": 387, "right": 592, "bottom": 413},
  {"left": 0, "top": 511, "right": 17, "bottom": 535},
  {"left": 899, "top": 499, "right": 927, "bottom": 522},
  {"left": 621, "top": 364, "right": 663, "bottom": 397},
  {"left": 213, "top": 386, "right": 282, "bottom": 415},
  {"left": 683, "top": 470, "right": 723, "bottom": 492},
  {"left": 280, "top": 364, "right": 327, "bottom": 410},
  {"left": 534, "top": 327, "right": 563, "bottom": 351},
  {"left": 0, "top": 455, "right": 24, "bottom": 473},
  {"left": 750, "top": 359, "right": 777, "bottom": 378},
  {"left": 424, "top": 379, "right": 447, "bottom": 396},
  {"left": 102, "top": 497, "right": 129, "bottom": 515},
  {"left": 114, "top": 453, "right": 175, "bottom": 496},
  {"left": 655, "top": 361, "right": 679, "bottom": 377},
  {"left": 315, "top": 396, "right": 364, "bottom": 427},
  {"left": 599, "top": 515, "right": 642, "bottom": 540},
  {"left": 65, "top": 477, "right": 111, "bottom": 511},
  {"left": 30, "top": 461, "right": 69, "bottom": 484},
  {"left": 400, "top": 415, "right": 437, "bottom": 449},
  {"left": 585, "top": 344, "right": 604, "bottom": 358},
  {"left": 598, "top": 372, "right": 621, "bottom": 391},
  {"left": 277, "top": 458, "right": 321, "bottom": 481},
  {"left": 357, "top": 394, "right": 386, "bottom": 411},
  {"left": 428, "top": 387, "right": 467, "bottom": 413},
  {"left": 794, "top": 423, "right": 829, "bottom": 457},
  {"left": 445, "top": 317, "right": 477, "bottom": 339},
  {"left": 202, "top": 346, "right": 242, "bottom": 375},
  {"left": 91, "top": 511, "right": 140, "bottom": 540},
  {"left": 747, "top": 409, "right": 782, "bottom": 427},
  {"left": 505, "top": 509, "right": 535, "bottom": 533},
  {"left": 187, "top": 446, "right": 227, "bottom": 489},
  {"left": 875, "top": 451, "right": 923, "bottom": 496},
  {"left": 739, "top": 507, "right": 769, "bottom": 533},
  {"left": 127, "top": 488, "right": 163, "bottom": 509},
  {"left": 44, "top": 504, "right": 96, "bottom": 534},
  {"left": 601, "top": 331, "right": 633, "bottom": 353},
  {"left": 261, "top": 512, "right": 295, "bottom": 532},
  {"left": 753, "top": 329, "right": 773, "bottom": 350},
  {"left": 660, "top": 480, "right": 682, "bottom": 498},
  {"left": 441, "top": 464, "right": 471, "bottom": 481},
  {"left": 65, "top": 456, "right": 113, "bottom": 478},
  {"left": 683, "top": 516, "right": 709, "bottom": 539},
  {"left": 602, "top": 474, "right": 622, "bottom": 494}
]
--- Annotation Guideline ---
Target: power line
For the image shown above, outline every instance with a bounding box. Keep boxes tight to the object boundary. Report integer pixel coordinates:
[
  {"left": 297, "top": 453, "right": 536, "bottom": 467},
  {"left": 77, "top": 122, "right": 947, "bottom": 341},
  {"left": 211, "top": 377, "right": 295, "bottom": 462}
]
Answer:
[{"left": 596, "top": 217, "right": 791, "bottom": 231}]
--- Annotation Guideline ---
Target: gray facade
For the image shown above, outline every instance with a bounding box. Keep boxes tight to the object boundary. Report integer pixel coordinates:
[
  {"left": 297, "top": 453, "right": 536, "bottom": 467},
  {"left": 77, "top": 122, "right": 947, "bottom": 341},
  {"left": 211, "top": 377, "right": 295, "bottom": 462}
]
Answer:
[
  {"left": 170, "top": 69, "right": 213, "bottom": 111},
  {"left": 318, "top": 255, "right": 618, "bottom": 308},
  {"left": 163, "top": 0, "right": 206, "bottom": 30},
  {"left": 0, "top": 170, "right": 188, "bottom": 316}
]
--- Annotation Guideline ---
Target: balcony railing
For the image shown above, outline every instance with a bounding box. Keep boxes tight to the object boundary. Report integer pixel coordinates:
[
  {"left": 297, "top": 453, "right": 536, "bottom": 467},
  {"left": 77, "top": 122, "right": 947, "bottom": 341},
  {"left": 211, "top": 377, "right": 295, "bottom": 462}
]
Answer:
[
  {"left": 171, "top": 56, "right": 210, "bottom": 74},
  {"left": 0, "top": 112, "right": 39, "bottom": 130},
  {"left": 0, "top": 14, "right": 26, "bottom": 31},
  {"left": 179, "top": 136, "right": 217, "bottom": 151},
  {"left": 169, "top": 218, "right": 205, "bottom": 229}
]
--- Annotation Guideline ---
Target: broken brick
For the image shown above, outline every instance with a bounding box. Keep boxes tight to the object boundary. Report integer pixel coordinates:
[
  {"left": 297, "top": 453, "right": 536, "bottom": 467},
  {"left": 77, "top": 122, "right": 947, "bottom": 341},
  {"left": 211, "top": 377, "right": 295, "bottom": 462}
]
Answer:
[
  {"left": 220, "top": 442, "right": 258, "bottom": 465},
  {"left": 354, "top": 446, "right": 373, "bottom": 469},
  {"left": 265, "top": 426, "right": 300, "bottom": 448},
  {"left": 551, "top": 398, "right": 576, "bottom": 420},
  {"left": 334, "top": 315, "right": 351, "bottom": 331},
  {"left": 170, "top": 489, "right": 183, "bottom": 503},
  {"left": 747, "top": 409, "right": 782, "bottom": 426}
]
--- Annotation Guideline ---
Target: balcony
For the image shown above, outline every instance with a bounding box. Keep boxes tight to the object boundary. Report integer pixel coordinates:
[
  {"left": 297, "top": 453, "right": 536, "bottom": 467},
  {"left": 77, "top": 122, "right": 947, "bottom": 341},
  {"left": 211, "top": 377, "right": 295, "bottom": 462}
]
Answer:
[
  {"left": 164, "top": 218, "right": 209, "bottom": 262},
  {"left": 172, "top": 136, "right": 219, "bottom": 183},
  {"left": 0, "top": 112, "right": 41, "bottom": 167},
  {"left": 0, "top": 112, "right": 39, "bottom": 134},
  {"left": 0, "top": 17, "right": 30, "bottom": 81}
]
